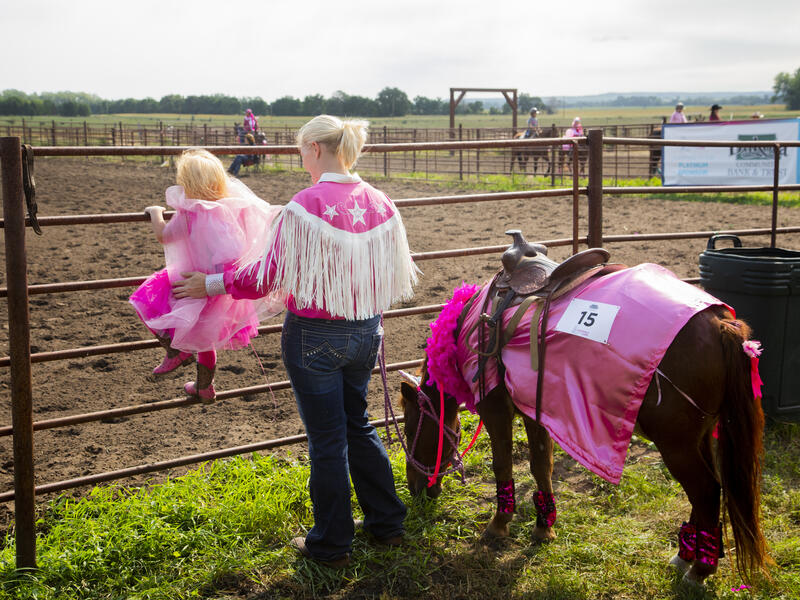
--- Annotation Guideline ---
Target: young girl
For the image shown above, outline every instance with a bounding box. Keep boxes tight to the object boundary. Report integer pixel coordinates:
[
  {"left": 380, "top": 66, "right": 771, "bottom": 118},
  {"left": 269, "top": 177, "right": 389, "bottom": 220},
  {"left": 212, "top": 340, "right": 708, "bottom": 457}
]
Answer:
[{"left": 129, "top": 148, "right": 283, "bottom": 402}]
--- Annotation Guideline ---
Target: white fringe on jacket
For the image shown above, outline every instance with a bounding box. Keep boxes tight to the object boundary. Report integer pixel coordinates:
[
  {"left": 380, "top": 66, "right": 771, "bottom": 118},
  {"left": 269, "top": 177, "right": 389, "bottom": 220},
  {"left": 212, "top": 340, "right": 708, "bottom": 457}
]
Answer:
[{"left": 248, "top": 201, "right": 420, "bottom": 321}]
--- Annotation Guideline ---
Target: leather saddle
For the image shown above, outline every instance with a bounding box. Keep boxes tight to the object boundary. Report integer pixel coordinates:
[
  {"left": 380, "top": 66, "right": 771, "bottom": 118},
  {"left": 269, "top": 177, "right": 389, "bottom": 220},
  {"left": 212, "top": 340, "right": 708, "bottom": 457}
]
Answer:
[
  {"left": 465, "top": 230, "right": 617, "bottom": 421},
  {"left": 495, "top": 230, "right": 610, "bottom": 297}
]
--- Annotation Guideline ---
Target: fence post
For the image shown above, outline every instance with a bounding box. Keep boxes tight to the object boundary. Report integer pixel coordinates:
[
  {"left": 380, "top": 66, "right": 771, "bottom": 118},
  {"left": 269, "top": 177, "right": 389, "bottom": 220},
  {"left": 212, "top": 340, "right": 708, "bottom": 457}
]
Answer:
[
  {"left": 458, "top": 124, "right": 463, "bottom": 181},
  {"left": 412, "top": 129, "right": 417, "bottom": 173},
  {"left": 550, "top": 126, "right": 557, "bottom": 186},
  {"left": 476, "top": 129, "right": 480, "bottom": 176},
  {"left": 83, "top": 121, "right": 88, "bottom": 146},
  {"left": 51, "top": 120, "right": 56, "bottom": 146},
  {"left": 772, "top": 145, "right": 780, "bottom": 248},
  {"left": 587, "top": 129, "right": 603, "bottom": 248},
  {"left": 383, "top": 126, "right": 388, "bottom": 177},
  {"left": 0, "top": 138, "right": 36, "bottom": 569}
]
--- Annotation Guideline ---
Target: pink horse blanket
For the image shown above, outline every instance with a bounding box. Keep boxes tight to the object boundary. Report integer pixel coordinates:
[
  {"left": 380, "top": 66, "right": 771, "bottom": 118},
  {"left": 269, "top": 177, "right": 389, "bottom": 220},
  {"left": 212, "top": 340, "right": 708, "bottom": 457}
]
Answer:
[{"left": 450, "top": 263, "right": 725, "bottom": 483}]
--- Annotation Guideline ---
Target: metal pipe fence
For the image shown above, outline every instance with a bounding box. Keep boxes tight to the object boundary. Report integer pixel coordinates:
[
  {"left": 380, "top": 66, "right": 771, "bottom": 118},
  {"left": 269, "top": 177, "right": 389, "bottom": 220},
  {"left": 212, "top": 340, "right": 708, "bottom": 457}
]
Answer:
[
  {"left": 3, "top": 122, "right": 666, "bottom": 182},
  {"left": 2, "top": 131, "right": 798, "bottom": 569}
]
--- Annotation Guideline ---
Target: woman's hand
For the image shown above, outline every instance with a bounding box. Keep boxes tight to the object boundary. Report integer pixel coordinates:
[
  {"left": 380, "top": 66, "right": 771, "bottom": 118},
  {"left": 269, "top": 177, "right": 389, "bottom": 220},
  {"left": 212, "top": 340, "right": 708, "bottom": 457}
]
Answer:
[{"left": 172, "top": 271, "right": 209, "bottom": 299}]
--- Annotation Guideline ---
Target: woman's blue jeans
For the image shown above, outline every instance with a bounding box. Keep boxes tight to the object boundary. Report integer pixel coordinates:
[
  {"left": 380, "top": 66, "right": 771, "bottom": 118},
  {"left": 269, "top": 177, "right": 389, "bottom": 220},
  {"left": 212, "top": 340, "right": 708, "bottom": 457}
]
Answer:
[{"left": 282, "top": 312, "right": 406, "bottom": 560}]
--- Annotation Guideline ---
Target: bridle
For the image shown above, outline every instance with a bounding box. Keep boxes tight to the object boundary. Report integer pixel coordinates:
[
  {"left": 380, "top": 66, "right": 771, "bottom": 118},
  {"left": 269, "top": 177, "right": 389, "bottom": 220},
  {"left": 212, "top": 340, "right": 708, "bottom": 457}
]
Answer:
[{"left": 378, "top": 336, "right": 482, "bottom": 487}]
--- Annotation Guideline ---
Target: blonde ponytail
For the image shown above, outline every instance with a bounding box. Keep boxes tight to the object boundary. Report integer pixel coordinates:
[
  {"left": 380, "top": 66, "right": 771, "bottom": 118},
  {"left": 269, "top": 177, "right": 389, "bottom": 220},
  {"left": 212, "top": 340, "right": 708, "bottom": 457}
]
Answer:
[{"left": 297, "top": 115, "right": 368, "bottom": 170}]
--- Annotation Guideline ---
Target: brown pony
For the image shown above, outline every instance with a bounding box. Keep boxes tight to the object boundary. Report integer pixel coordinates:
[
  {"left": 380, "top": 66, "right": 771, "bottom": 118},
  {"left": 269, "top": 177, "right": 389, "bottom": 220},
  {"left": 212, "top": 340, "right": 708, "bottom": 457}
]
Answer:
[{"left": 399, "top": 303, "right": 769, "bottom": 586}]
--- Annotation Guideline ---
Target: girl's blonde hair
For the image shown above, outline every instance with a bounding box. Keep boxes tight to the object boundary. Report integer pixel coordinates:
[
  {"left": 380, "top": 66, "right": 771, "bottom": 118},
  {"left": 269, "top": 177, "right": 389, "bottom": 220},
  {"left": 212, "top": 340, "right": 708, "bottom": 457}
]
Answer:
[
  {"left": 175, "top": 148, "right": 228, "bottom": 201},
  {"left": 296, "top": 115, "right": 368, "bottom": 170}
]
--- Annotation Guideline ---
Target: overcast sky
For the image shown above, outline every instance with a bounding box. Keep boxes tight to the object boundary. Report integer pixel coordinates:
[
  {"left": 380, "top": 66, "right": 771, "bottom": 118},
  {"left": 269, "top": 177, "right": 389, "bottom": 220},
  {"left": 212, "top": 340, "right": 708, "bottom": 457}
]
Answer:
[{"left": 3, "top": 0, "right": 799, "bottom": 101}]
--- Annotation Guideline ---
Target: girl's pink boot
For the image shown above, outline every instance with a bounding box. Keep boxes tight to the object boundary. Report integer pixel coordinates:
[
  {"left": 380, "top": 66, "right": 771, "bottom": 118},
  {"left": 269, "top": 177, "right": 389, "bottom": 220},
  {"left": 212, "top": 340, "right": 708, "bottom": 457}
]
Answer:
[
  {"left": 184, "top": 363, "right": 216, "bottom": 404},
  {"left": 153, "top": 351, "right": 194, "bottom": 375}
]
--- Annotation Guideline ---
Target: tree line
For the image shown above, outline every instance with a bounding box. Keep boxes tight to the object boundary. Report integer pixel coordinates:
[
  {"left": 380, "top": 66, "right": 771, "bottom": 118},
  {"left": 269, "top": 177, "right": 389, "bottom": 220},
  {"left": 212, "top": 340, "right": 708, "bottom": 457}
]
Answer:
[
  {"left": 0, "top": 88, "right": 547, "bottom": 118},
  {"left": 10, "top": 75, "right": 795, "bottom": 118},
  {"left": 774, "top": 67, "right": 800, "bottom": 110},
  {"left": 567, "top": 93, "right": 773, "bottom": 108}
]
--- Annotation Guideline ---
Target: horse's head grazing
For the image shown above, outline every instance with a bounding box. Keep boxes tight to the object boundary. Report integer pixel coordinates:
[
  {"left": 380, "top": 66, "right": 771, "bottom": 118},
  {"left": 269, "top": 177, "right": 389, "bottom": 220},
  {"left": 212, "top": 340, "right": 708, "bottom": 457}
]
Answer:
[{"left": 398, "top": 367, "right": 461, "bottom": 499}]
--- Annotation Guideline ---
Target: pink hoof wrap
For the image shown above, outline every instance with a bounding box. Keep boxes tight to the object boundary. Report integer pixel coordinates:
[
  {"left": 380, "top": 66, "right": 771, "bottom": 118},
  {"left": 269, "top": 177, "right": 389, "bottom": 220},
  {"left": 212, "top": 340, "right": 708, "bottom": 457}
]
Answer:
[
  {"left": 496, "top": 479, "right": 515, "bottom": 514},
  {"left": 696, "top": 525, "right": 724, "bottom": 568},
  {"left": 677, "top": 521, "right": 697, "bottom": 562},
  {"left": 533, "top": 491, "right": 557, "bottom": 528}
]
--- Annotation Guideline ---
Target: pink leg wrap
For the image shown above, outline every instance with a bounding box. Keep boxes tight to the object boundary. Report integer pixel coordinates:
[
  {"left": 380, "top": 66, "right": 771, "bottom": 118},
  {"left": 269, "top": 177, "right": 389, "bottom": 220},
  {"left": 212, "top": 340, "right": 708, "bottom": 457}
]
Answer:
[
  {"left": 696, "top": 525, "right": 724, "bottom": 568},
  {"left": 533, "top": 491, "right": 557, "bottom": 528},
  {"left": 677, "top": 521, "right": 697, "bottom": 562},
  {"left": 197, "top": 350, "right": 216, "bottom": 369},
  {"left": 496, "top": 479, "right": 515, "bottom": 514}
]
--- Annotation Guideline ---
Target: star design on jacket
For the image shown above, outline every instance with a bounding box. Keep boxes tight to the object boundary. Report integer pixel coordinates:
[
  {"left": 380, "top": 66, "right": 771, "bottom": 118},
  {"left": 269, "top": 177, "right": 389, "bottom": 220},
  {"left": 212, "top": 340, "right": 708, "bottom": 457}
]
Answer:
[
  {"left": 348, "top": 201, "right": 367, "bottom": 226},
  {"left": 323, "top": 204, "right": 339, "bottom": 220},
  {"left": 375, "top": 202, "right": 386, "bottom": 216}
]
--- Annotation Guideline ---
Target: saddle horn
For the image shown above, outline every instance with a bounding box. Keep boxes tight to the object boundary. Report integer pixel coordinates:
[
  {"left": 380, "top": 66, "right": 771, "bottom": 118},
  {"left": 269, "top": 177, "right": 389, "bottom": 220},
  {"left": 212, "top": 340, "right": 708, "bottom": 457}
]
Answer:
[{"left": 502, "top": 230, "right": 548, "bottom": 273}]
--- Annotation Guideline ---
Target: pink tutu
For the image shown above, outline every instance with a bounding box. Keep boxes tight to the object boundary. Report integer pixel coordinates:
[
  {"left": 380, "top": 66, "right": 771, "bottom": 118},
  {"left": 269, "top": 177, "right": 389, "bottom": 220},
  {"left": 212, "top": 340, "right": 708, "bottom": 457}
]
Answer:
[{"left": 130, "top": 180, "right": 285, "bottom": 353}]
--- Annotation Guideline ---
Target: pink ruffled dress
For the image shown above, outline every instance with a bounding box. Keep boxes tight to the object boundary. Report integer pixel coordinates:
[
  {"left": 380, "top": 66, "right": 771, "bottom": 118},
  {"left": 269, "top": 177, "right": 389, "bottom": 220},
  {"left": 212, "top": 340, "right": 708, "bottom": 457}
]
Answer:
[{"left": 129, "top": 180, "right": 285, "bottom": 353}]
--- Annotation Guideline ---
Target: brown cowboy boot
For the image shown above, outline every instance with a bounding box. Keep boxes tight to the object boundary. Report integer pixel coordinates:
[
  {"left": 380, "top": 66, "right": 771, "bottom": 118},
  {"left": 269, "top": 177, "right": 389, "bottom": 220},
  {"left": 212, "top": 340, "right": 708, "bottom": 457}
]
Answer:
[
  {"left": 184, "top": 363, "right": 216, "bottom": 404},
  {"left": 152, "top": 334, "right": 193, "bottom": 376}
]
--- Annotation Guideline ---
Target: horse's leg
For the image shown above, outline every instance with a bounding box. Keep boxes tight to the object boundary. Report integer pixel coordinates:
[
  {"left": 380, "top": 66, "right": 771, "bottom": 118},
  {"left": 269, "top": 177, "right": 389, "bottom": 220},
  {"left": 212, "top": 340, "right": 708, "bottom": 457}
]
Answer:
[
  {"left": 477, "top": 387, "right": 516, "bottom": 539},
  {"left": 637, "top": 386, "right": 721, "bottom": 584},
  {"left": 522, "top": 415, "right": 556, "bottom": 541}
]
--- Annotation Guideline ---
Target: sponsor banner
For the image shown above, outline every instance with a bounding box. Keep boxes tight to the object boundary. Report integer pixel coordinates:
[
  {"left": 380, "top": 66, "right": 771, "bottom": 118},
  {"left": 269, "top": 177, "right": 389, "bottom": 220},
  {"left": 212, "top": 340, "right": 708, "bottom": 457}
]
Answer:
[{"left": 662, "top": 118, "right": 800, "bottom": 186}]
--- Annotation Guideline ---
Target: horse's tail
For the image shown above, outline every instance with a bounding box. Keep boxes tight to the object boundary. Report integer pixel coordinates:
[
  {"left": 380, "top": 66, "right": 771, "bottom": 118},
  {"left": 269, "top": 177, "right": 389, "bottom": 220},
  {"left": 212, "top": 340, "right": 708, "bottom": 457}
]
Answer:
[{"left": 717, "top": 316, "right": 770, "bottom": 580}]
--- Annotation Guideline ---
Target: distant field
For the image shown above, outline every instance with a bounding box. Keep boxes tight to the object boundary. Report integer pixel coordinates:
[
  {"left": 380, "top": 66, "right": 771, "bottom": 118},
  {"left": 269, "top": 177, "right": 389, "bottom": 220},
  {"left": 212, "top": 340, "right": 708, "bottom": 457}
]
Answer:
[{"left": 2, "top": 104, "right": 798, "bottom": 131}]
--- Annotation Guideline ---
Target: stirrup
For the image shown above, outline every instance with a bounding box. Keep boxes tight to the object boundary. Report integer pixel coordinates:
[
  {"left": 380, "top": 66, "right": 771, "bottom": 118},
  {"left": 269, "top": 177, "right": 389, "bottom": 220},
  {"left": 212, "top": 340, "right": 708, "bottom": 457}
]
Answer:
[
  {"left": 184, "top": 381, "right": 216, "bottom": 404},
  {"left": 152, "top": 352, "right": 193, "bottom": 375}
]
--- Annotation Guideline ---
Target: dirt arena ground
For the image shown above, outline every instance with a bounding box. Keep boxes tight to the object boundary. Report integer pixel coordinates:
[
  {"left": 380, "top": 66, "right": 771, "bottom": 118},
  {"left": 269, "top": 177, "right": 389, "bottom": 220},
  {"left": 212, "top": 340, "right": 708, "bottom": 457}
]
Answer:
[{"left": 1, "top": 158, "right": 798, "bottom": 528}]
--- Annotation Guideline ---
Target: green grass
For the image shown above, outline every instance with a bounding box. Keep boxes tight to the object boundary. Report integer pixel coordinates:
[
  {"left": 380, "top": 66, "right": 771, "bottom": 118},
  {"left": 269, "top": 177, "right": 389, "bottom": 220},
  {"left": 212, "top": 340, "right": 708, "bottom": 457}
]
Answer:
[{"left": 1, "top": 416, "right": 798, "bottom": 599}]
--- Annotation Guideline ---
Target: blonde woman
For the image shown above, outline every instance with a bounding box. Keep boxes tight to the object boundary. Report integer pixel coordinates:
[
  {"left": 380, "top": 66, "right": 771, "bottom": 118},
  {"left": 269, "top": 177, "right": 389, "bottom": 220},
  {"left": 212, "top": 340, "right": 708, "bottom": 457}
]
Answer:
[{"left": 173, "top": 115, "right": 420, "bottom": 568}]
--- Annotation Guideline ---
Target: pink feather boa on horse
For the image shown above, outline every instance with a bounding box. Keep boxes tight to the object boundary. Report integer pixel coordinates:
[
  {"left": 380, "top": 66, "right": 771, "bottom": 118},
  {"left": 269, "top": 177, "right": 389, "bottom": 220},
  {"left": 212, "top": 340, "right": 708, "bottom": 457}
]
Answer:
[{"left": 425, "top": 283, "right": 480, "bottom": 411}]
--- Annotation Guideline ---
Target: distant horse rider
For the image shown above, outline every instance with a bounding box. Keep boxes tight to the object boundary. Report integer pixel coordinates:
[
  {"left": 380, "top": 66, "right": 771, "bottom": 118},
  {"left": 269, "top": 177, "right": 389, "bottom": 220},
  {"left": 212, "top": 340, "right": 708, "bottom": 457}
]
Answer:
[
  {"left": 524, "top": 107, "right": 541, "bottom": 138},
  {"left": 243, "top": 108, "right": 259, "bottom": 134},
  {"left": 560, "top": 117, "right": 585, "bottom": 174},
  {"left": 669, "top": 102, "right": 688, "bottom": 124},
  {"left": 709, "top": 104, "right": 722, "bottom": 122}
]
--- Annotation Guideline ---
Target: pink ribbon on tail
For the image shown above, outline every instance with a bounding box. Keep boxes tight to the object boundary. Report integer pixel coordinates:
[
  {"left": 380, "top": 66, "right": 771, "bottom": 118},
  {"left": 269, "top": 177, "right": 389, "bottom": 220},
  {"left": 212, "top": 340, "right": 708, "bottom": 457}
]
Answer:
[
  {"left": 714, "top": 340, "right": 764, "bottom": 440},
  {"left": 742, "top": 340, "right": 764, "bottom": 400}
]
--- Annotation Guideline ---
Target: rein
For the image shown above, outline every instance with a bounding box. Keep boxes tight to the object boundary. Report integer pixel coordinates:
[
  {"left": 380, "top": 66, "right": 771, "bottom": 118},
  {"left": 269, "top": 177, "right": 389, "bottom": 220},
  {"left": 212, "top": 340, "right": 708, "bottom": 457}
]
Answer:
[{"left": 378, "top": 323, "right": 482, "bottom": 486}]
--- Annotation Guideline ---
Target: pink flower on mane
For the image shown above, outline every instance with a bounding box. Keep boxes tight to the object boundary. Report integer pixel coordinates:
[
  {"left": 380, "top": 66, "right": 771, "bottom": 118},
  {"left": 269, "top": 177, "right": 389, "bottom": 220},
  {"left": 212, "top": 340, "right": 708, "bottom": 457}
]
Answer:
[
  {"left": 425, "top": 282, "right": 480, "bottom": 410},
  {"left": 742, "top": 340, "right": 762, "bottom": 358}
]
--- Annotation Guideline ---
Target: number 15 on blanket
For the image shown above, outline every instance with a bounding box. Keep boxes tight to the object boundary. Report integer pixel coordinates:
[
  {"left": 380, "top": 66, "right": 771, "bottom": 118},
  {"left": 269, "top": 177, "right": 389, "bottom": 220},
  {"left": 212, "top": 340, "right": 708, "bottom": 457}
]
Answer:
[{"left": 554, "top": 298, "right": 620, "bottom": 344}]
